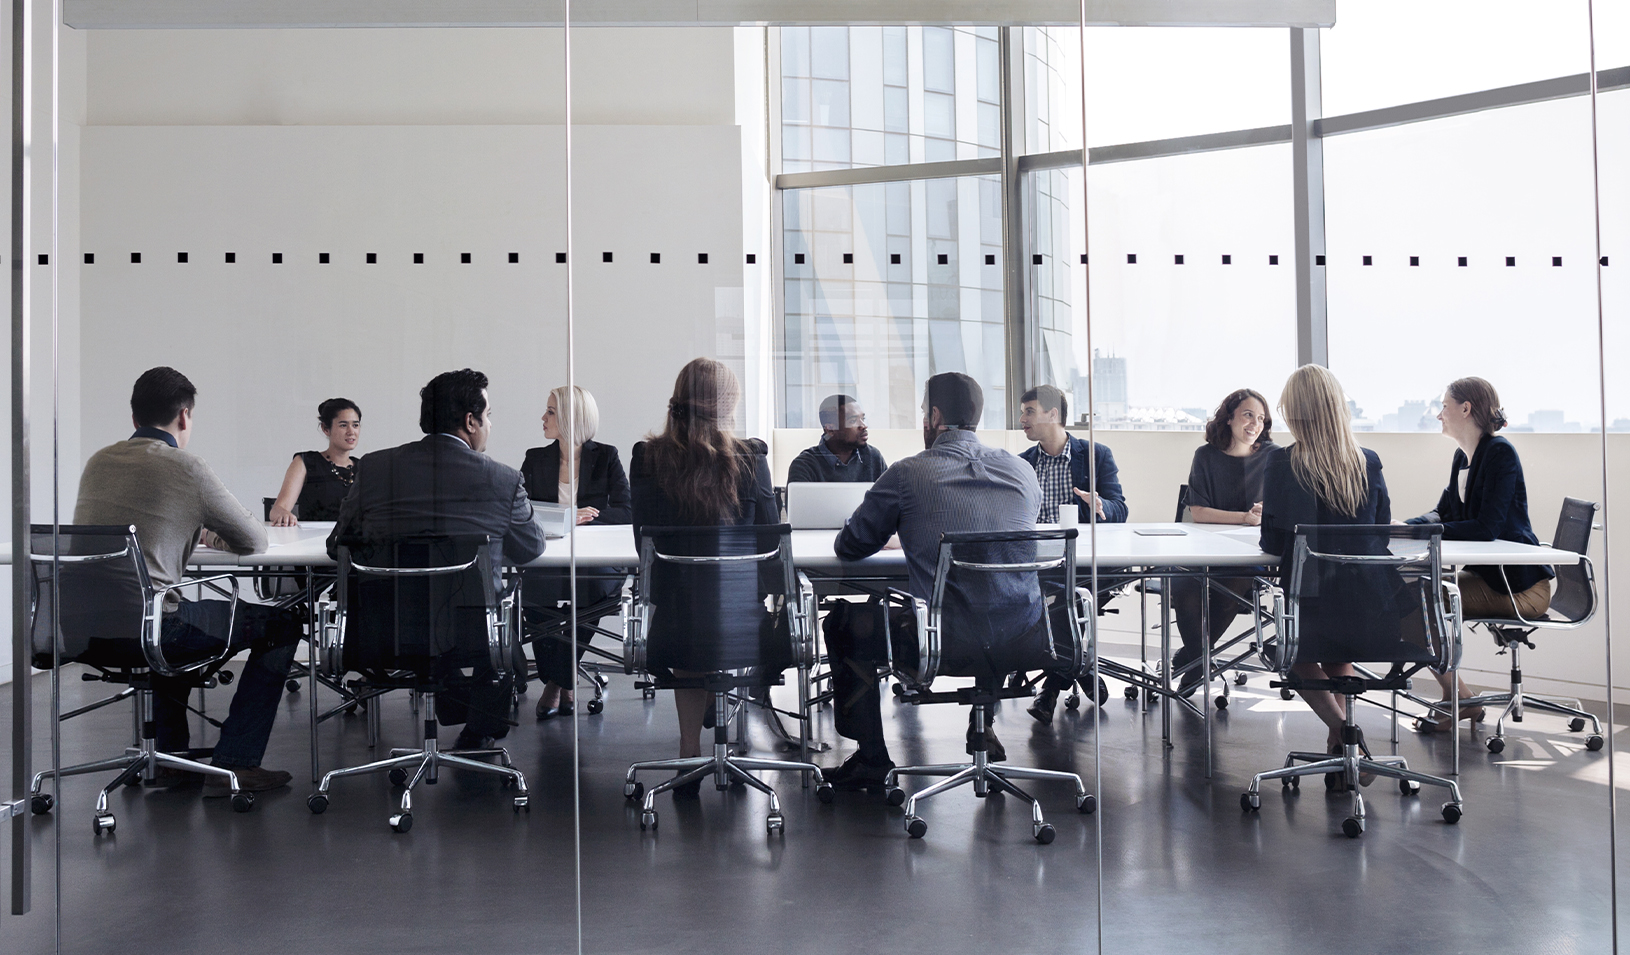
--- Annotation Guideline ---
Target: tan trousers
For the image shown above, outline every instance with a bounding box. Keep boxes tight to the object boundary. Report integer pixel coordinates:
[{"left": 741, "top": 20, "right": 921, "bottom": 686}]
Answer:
[{"left": 1457, "top": 570, "right": 1552, "bottom": 621}]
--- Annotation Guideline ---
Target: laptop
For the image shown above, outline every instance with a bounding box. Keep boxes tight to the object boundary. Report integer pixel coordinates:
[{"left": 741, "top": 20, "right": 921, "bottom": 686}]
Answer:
[{"left": 785, "top": 481, "right": 873, "bottom": 529}]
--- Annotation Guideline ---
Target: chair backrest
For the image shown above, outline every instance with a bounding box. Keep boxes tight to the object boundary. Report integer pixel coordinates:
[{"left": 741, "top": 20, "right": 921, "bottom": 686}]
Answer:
[
  {"left": 1175, "top": 484, "right": 1191, "bottom": 522},
  {"left": 1547, "top": 497, "right": 1598, "bottom": 624},
  {"left": 907, "top": 528, "right": 1084, "bottom": 685},
  {"left": 1279, "top": 524, "right": 1450, "bottom": 672},
  {"left": 263, "top": 497, "right": 297, "bottom": 522},
  {"left": 28, "top": 524, "right": 151, "bottom": 670},
  {"left": 629, "top": 523, "right": 797, "bottom": 674},
  {"left": 336, "top": 534, "right": 500, "bottom": 673}
]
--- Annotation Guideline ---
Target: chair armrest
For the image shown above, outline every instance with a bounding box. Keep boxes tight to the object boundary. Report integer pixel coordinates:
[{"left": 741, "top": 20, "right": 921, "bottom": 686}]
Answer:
[
  {"left": 883, "top": 587, "right": 934, "bottom": 686},
  {"left": 794, "top": 572, "right": 819, "bottom": 670},
  {"left": 621, "top": 581, "right": 647, "bottom": 675},
  {"left": 144, "top": 574, "right": 241, "bottom": 677}
]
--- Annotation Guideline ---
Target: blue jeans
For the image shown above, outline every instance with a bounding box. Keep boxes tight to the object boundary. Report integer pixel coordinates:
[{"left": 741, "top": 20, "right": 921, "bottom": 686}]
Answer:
[{"left": 151, "top": 599, "right": 301, "bottom": 768}]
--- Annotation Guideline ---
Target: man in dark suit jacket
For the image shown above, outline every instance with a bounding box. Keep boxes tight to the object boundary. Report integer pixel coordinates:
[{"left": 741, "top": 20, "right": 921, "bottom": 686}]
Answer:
[{"left": 329, "top": 368, "right": 545, "bottom": 748}]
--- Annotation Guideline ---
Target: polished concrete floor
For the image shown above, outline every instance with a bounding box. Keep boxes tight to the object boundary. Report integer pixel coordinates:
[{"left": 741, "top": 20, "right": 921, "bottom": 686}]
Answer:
[{"left": 1, "top": 637, "right": 1622, "bottom": 955}]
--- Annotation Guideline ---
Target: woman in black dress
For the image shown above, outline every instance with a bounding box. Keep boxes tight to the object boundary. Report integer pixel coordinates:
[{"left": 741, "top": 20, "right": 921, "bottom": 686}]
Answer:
[
  {"left": 629, "top": 358, "right": 778, "bottom": 783},
  {"left": 520, "top": 385, "right": 631, "bottom": 719},
  {"left": 269, "top": 398, "right": 361, "bottom": 525}
]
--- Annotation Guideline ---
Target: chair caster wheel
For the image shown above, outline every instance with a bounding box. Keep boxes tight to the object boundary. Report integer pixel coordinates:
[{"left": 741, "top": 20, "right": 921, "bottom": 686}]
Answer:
[
  {"left": 885, "top": 787, "right": 906, "bottom": 807},
  {"left": 587, "top": 698, "right": 604, "bottom": 715},
  {"left": 905, "top": 815, "right": 927, "bottom": 839},
  {"left": 1034, "top": 823, "right": 1056, "bottom": 845},
  {"left": 285, "top": 679, "right": 302, "bottom": 694},
  {"left": 1586, "top": 735, "right": 1605, "bottom": 752},
  {"left": 1234, "top": 672, "right": 1248, "bottom": 686},
  {"left": 642, "top": 687, "right": 656, "bottom": 701},
  {"left": 1486, "top": 737, "right": 1505, "bottom": 754},
  {"left": 513, "top": 796, "right": 529, "bottom": 812},
  {"left": 217, "top": 670, "right": 234, "bottom": 685},
  {"left": 93, "top": 813, "right": 116, "bottom": 835},
  {"left": 31, "top": 794, "right": 53, "bottom": 814},
  {"left": 1123, "top": 686, "right": 1139, "bottom": 701},
  {"left": 624, "top": 781, "right": 644, "bottom": 801},
  {"left": 231, "top": 793, "right": 254, "bottom": 813},
  {"left": 390, "top": 812, "right": 413, "bottom": 833},
  {"left": 640, "top": 810, "right": 657, "bottom": 831},
  {"left": 1064, "top": 693, "right": 1081, "bottom": 711},
  {"left": 1214, "top": 695, "right": 1229, "bottom": 711},
  {"left": 1280, "top": 688, "right": 1294, "bottom": 701},
  {"left": 1570, "top": 717, "right": 1588, "bottom": 733},
  {"left": 815, "top": 784, "right": 835, "bottom": 804},
  {"left": 1241, "top": 792, "right": 1261, "bottom": 812},
  {"left": 1077, "top": 793, "right": 1096, "bottom": 814},
  {"left": 1282, "top": 776, "right": 1300, "bottom": 792},
  {"left": 1342, "top": 816, "right": 1365, "bottom": 838},
  {"left": 766, "top": 814, "right": 784, "bottom": 834},
  {"left": 1442, "top": 803, "right": 1462, "bottom": 824},
  {"left": 1400, "top": 779, "right": 1421, "bottom": 795},
  {"left": 389, "top": 768, "right": 409, "bottom": 787},
  {"left": 123, "top": 773, "right": 144, "bottom": 788},
  {"left": 891, "top": 683, "right": 905, "bottom": 698},
  {"left": 307, "top": 793, "right": 329, "bottom": 814}
]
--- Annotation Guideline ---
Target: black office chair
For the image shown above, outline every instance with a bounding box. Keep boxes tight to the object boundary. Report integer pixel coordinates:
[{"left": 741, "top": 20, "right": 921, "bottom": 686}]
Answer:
[
  {"left": 621, "top": 523, "right": 831, "bottom": 834},
  {"left": 1240, "top": 524, "right": 1464, "bottom": 838},
  {"left": 1448, "top": 497, "right": 1602, "bottom": 754},
  {"left": 881, "top": 528, "right": 1095, "bottom": 844},
  {"left": 26, "top": 524, "right": 258, "bottom": 833},
  {"left": 306, "top": 535, "right": 528, "bottom": 832}
]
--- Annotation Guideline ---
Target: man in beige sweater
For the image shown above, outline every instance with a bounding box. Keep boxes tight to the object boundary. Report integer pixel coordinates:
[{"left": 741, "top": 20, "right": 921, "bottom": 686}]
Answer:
[{"left": 75, "top": 367, "right": 301, "bottom": 794}]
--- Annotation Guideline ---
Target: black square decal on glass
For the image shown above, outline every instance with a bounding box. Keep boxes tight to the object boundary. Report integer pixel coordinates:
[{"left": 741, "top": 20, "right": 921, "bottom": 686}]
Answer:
[
  {"left": 83, "top": 253, "right": 93, "bottom": 264},
  {"left": 556, "top": 252, "right": 567, "bottom": 264},
  {"left": 1409, "top": 256, "right": 1419, "bottom": 266},
  {"left": 698, "top": 253, "right": 708, "bottom": 264},
  {"left": 1268, "top": 254, "right": 1279, "bottom": 265},
  {"left": 937, "top": 254, "right": 949, "bottom": 265},
  {"left": 1362, "top": 255, "right": 1372, "bottom": 266},
  {"left": 1458, "top": 256, "right": 1468, "bottom": 266},
  {"left": 36, "top": 254, "right": 46, "bottom": 265},
  {"left": 413, "top": 252, "right": 424, "bottom": 264},
  {"left": 1127, "top": 254, "right": 1137, "bottom": 264},
  {"left": 1314, "top": 254, "right": 1326, "bottom": 266},
  {"left": 366, "top": 252, "right": 377, "bottom": 264},
  {"left": 843, "top": 253, "right": 853, "bottom": 264},
  {"left": 746, "top": 254, "right": 757, "bottom": 264},
  {"left": 510, "top": 252, "right": 520, "bottom": 263},
  {"left": 794, "top": 253, "right": 805, "bottom": 264},
  {"left": 1174, "top": 254, "right": 1185, "bottom": 265},
  {"left": 1506, "top": 256, "right": 1516, "bottom": 267},
  {"left": 225, "top": 252, "right": 236, "bottom": 264},
  {"left": 1603, "top": 256, "right": 1610, "bottom": 266},
  {"left": 178, "top": 252, "right": 189, "bottom": 264},
  {"left": 650, "top": 253, "right": 660, "bottom": 264},
  {"left": 1221, "top": 254, "right": 1231, "bottom": 265},
  {"left": 1553, "top": 256, "right": 1563, "bottom": 266},
  {"left": 272, "top": 252, "right": 283, "bottom": 264},
  {"left": 1080, "top": 254, "right": 1088, "bottom": 264},
  {"left": 987, "top": 254, "right": 997, "bottom": 265},
  {"left": 600, "top": 252, "right": 612, "bottom": 263},
  {"left": 131, "top": 252, "right": 141, "bottom": 264},
  {"left": 319, "top": 252, "right": 330, "bottom": 264},
  {"left": 1032, "top": 254, "right": 1043, "bottom": 265},
  {"left": 890, "top": 253, "right": 901, "bottom": 265},
  {"left": 461, "top": 252, "right": 472, "bottom": 264}
]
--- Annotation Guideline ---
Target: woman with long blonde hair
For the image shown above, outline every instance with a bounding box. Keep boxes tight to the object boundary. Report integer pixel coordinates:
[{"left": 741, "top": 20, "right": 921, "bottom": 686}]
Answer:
[{"left": 1260, "top": 365, "right": 1393, "bottom": 775}]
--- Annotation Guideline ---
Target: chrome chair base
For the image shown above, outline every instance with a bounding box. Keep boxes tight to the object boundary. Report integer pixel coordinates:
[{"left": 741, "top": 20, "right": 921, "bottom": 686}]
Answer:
[
  {"left": 308, "top": 690, "right": 529, "bottom": 832},
  {"left": 882, "top": 704, "right": 1094, "bottom": 844},
  {"left": 622, "top": 690, "right": 831, "bottom": 834},
  {"left": 1242, "top": 712, "right": 1464, "bottom": 838},
  {"left": 1453, "top": 639, "right": 1603, "bottom": 753}
]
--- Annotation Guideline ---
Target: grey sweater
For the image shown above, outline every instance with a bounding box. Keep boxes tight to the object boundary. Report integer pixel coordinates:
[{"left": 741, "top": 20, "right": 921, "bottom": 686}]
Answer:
[{"left": 74, "top": 437, "right": 267, "bottom": 605}]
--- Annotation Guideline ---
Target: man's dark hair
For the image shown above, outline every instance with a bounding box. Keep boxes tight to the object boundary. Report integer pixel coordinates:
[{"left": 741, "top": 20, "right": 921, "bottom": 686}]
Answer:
[
  {"left": 130, "top": 366, "right": 197, "bottom": 428},
  {"left": 818, "top": 394, "right": 859, "bottom": 429},
  {"left": 419, "top": 369, "right": 489, "bottom": 435},
  {"left": 1020, "top": 384, "right": 1069, "bottom": 424},
  {"left": 924, "top": 372, "right": 983, "bottom": 429}
]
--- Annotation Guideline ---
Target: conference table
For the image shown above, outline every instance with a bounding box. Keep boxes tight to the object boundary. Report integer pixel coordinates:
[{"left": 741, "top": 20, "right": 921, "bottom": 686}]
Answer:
[{"left": 12, "top": 521, "right": 1581, "bottom": 780}]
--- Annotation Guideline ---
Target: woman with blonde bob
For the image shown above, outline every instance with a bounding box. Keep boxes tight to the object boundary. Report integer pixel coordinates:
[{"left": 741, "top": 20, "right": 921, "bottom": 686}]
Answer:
[
  {"left": 520, "top": 384, "right": 632, "bottom": 720},
  {"left": 1259, "top": 365, "right": 1394, "bottom": 771}
]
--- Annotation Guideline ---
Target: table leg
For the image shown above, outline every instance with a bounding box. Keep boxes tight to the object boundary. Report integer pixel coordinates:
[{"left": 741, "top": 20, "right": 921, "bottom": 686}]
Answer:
[
  {"left": 1160, "top": 574, "right": 1172, "bottom": 748},
  {"left": 307, "top": 569, "right": 320, "bottom": 784},
  {"left": 1202, "top": 573, "right": 1212, "bottom": 778}
]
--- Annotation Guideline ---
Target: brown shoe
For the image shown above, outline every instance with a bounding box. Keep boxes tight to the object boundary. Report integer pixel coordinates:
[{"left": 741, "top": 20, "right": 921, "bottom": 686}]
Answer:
[{"left": 202, "top": 764, "right": 293, "bottom": 796}]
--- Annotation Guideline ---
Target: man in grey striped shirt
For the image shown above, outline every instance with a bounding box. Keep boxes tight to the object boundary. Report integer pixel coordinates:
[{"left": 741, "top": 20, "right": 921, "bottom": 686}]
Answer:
[{"left": 824, "top": 372, "right": 1045, "bottom": 790}]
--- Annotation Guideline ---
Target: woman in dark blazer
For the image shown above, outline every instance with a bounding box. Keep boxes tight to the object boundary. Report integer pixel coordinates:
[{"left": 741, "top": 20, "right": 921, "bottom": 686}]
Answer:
[
  {"left": 521, "top": 385, "right": 632, "bottom": 719},
  {"left": 630, "top": 358, "right": 778, "bottom": 794},
  {"left": 1405, "top": 376, "right": 1552, "bottom": 733}
]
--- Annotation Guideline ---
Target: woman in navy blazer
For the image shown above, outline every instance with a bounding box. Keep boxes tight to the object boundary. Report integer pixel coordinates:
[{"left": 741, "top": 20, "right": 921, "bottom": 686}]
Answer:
[
  {"left": 520, "top": 385, "right": 632, "bottom": 720},
  {"left": 1404, "top": 377, "right": 1552, "bottom": 733}
]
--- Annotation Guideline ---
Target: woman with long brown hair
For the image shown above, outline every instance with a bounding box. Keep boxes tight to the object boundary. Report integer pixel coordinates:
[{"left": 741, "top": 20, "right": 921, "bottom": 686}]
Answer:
[
  {"left": 628, "top": 358, "right": 779, "bottom": 796},
  {"left": 1260, "top": 365, "right": 1392, "bottom": 774}
]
